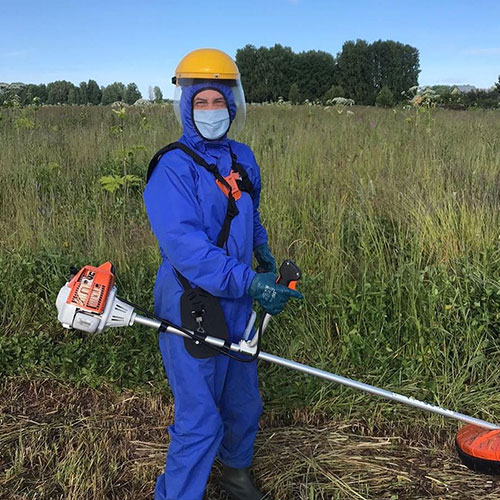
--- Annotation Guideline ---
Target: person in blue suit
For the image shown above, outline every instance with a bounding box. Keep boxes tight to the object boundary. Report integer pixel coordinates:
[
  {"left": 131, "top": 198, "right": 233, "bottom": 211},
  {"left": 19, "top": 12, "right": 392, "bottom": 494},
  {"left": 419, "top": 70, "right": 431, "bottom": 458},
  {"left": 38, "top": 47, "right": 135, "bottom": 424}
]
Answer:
[{"left": 144, "top": 48, "right": 303, "bottom": 500}]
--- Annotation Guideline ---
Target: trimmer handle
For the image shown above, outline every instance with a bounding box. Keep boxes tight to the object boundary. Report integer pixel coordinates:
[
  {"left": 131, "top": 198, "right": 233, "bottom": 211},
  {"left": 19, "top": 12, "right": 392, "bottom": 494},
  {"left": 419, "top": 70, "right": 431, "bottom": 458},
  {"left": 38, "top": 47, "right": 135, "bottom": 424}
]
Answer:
[
  {"left": 276, "top": 259, "right": 301, "bottom": 290},
  {"left": 251, "top": 259, "right": 302, "bottom": 345}
]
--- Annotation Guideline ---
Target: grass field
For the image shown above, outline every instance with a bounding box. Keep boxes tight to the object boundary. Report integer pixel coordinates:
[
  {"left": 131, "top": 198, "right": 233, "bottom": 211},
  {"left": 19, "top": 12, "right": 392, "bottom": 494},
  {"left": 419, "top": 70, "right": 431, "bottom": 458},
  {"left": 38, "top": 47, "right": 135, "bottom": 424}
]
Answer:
[{"left": 1, "top": 103, "right": 500, "bottom": 498}]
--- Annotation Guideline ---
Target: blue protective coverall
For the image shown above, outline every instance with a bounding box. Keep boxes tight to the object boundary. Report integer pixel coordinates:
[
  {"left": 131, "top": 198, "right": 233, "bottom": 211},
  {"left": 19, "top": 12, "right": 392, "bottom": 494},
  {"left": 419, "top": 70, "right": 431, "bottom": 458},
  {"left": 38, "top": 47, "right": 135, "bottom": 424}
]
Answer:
[{"left": 143, "top": 81, "right": 268, "bottom": 500}]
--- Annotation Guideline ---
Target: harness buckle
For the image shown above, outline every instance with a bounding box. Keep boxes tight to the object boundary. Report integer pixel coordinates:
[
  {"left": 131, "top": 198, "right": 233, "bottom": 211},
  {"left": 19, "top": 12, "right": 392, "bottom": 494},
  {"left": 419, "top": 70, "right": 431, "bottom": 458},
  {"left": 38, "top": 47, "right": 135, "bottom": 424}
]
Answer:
[
  {"left": 216, "top": 171, "right": 242, "bottom": 201},
  {"left": 192, "top": 308, "right": 206, "bottom": 334}
]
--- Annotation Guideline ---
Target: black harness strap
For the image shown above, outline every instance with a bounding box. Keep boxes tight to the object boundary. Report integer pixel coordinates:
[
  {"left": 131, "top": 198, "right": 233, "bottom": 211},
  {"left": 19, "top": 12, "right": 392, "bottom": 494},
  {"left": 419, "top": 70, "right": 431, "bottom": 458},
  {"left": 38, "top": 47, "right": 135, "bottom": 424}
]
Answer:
[
  {"left": 147, "top": 141, "right": 254, "bottom": 252},
  {"left": 229, "top": 144, "right": 254, "bottom": 195},
  {"left": 148, "top": 142, "right": 217, "bottom": 183}
]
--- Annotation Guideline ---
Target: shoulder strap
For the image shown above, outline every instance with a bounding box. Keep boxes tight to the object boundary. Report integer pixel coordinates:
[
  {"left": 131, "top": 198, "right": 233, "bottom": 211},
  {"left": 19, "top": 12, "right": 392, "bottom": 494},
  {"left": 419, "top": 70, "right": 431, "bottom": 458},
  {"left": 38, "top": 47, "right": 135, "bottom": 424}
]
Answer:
[
  {"left": 147, "top": 142, "right": 238, "bottom": 202},
  {"left": 228, "top": 144, "right": 254, "bottom": 197},
  {"left": 147, "top": 141, "right": 212, "bottom": 182},
  {"left": 175, "top": 269, "right": 194, "bottom": 291}
]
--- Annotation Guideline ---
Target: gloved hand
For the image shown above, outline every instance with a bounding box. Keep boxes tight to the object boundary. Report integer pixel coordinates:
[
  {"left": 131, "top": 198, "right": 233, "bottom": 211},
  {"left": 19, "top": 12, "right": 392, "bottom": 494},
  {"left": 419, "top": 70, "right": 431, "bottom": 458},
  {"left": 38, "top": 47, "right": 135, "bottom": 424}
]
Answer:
[
  {"left": 248, "top": 272, "right": 303, "bottom": 316},
  {"left": 254, "top": 243, "right": 277, "bottom": 274}
]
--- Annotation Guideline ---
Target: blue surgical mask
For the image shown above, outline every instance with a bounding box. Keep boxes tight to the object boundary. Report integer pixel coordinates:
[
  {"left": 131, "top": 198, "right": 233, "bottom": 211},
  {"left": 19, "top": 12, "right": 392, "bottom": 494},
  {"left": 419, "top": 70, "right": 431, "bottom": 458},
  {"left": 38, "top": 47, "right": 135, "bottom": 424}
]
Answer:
[{"left": 193, "top": 108, "right": 230, "bottom": 140}]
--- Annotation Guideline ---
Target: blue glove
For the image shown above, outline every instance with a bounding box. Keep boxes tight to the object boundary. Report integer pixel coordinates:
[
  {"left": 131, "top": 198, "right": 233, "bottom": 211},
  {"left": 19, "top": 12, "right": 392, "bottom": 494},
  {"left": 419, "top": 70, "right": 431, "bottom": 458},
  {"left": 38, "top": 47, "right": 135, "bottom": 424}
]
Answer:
[
  {"left": 254, "top": 243, "right": 277, "bottom": 274},
  {"left": 248, "top": 272, "right": 303, "bottom": 316}
]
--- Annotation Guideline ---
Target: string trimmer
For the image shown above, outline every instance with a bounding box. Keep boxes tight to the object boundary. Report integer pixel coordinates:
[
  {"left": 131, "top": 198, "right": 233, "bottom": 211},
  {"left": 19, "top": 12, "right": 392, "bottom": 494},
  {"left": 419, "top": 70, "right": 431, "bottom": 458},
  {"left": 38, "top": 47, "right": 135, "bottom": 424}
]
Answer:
[{"left": 55, "top": 260, "right": 500, "bottom": 474}]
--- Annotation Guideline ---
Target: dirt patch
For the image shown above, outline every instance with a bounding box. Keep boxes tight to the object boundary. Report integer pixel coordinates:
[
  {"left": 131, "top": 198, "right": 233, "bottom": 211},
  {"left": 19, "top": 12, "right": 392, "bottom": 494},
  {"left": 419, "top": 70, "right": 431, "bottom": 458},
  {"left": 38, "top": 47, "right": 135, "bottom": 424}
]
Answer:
[{"left": 1, "top": 378, "right": 499, "bottom": 499}]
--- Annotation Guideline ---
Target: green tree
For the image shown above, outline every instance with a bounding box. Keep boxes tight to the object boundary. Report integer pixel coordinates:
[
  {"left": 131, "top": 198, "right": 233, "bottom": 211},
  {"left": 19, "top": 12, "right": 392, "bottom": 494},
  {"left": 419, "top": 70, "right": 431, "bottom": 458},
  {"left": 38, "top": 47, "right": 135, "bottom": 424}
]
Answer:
[
  {"left": 78, "top": 81, "right": 88, "bottom": 104},
  {"left": 430, "top": 85, "right": 453, "bottom": 95},
  {"left": 376, "top": 85, "right": 394, "bottom": 107},
  {"left": 288, "top": 83, "right": 300, "bottom": 104},
  {"left": 46, "top": 80, "right": 75, "bottom": 104},
  {"left": 18, "top": 83, "right": 31, "bottom": 105},
  {"left": 33, "top": 84, "right": 47, "bottom": 104},
  {"left": 153, "top": 86, "right": 163, "bottom": 103},
  {"left": 236, "top": 44, "right": 295, "bottom": 102},
  {"left": 237, "top": 44, "right": 268, "bottom": 102},
  {"left": 236, "top": 45, "right": 262, "bottom": 102},
  {"left": 252, "top": 46, "right": 275, "bottom": 101},
  {"left": 495, "top": 75, "right": 500, "bottom": 93},
  {"left": 13, "top": 83, "right": 47, "bottom": 105},
  {"left": 293, "top": 50, "right": 336, "bottom": 101},
  {"left": 322, "top": 84, "right": 345, "bottom": 103},
  {"left": 335, "top": 39, "right": 419, "bottom": 105},
  {"left": 266, "top": 44, "right": 296, "bottom": 101},
  {"left": 80, "top": 80, "right": 102, "bottom": 104},
  {"left": 371, "top": 40, "right": 419, "bottom": 102},
  {"left": 22, "top": 84, "right": 35, "bottom": 105},
  {"left": 0, "top": 83, "right": 26, "bottom": 105},
  {"left": 101, "top": 82, "right": 126, "bottom": 105},
  {"left": 237, "top": 44, "right": 336, "bottom": 103},
  {"left": 68, "top": 87, "right": 79, "bottom": 105},
  {"left": 124, "top": 82, "right": 141, "bottom": 104},
  {"left": 336, "top": 40, "right": 374, "bottom": 104},
  {"left": 86, "top": 79, "right": 101, "bottom": 104},
  {"left": 460, "top": 89, "right": 500, "bottom": 109}
]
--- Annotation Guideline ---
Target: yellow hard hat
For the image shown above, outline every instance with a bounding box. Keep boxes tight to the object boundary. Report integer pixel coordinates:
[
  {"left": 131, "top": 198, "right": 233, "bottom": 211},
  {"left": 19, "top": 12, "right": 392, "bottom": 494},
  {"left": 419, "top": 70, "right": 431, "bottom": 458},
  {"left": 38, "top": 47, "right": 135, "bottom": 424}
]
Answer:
[{"left": 173, "top": 48, "right": 240, "bottom": 83}]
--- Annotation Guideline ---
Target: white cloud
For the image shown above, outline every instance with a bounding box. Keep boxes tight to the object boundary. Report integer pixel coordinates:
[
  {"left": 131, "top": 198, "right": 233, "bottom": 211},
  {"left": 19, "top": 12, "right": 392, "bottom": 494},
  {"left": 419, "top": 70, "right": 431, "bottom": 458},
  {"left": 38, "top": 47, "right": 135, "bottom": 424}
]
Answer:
[{"left": 462, "top": 48, "right": 500, "bottom": 56}]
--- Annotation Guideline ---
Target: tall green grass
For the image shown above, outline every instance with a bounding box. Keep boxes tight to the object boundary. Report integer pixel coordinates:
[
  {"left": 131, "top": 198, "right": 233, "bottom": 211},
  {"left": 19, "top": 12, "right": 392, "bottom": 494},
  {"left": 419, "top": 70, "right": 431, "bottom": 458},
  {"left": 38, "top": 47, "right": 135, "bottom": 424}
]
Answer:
[{"left": 1, "top": 103, "right": 500, "bottom": 425}]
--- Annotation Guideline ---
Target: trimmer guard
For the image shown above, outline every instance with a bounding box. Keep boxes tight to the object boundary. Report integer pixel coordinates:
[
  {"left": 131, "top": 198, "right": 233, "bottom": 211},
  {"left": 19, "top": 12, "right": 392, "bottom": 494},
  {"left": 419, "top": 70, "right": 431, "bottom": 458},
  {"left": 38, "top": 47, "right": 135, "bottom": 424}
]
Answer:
[{"left": 456, "top": 424, "right": 500, "bottom": 475}]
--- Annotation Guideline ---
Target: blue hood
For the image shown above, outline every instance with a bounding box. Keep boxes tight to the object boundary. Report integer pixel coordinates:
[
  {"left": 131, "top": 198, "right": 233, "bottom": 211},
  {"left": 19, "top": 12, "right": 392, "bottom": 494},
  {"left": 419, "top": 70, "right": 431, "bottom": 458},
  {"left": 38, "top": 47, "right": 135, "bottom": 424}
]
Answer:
[{"left": 179, "top": 81, "right": 237, "bottom": 151}]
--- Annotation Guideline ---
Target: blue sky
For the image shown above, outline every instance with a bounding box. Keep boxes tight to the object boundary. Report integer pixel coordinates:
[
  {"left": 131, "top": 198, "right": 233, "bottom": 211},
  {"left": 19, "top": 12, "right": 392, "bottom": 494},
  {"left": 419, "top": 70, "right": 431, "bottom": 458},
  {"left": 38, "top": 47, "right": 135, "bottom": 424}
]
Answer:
[{"left": 1, "top": 0, "right": 499, "bottom": 98}]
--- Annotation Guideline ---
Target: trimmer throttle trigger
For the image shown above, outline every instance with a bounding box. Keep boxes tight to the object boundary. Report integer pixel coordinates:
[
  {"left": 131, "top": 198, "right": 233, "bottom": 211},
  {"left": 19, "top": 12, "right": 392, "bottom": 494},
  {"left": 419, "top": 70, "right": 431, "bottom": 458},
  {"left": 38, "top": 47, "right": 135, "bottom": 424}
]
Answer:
[{"left": 276, "top": 260, "right": 302, "bottom": 290}]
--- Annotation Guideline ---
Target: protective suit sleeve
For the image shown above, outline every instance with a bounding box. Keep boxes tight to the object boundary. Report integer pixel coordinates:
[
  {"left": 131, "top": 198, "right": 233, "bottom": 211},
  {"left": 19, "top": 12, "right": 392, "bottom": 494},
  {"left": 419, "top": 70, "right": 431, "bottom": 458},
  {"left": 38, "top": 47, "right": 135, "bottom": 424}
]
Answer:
[
  {"left": 246, "top": 148, "right": 268, "bottom": 249},
  {"left": 144, "top": 156, "right": 256, "bottom": 298}
]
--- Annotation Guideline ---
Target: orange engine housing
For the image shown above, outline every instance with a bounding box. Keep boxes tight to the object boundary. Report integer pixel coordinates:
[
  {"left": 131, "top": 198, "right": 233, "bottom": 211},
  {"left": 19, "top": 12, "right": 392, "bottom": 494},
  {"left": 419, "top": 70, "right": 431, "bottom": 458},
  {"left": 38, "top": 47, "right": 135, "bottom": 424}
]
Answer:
[{"left": 66, "top": 262, "right": 115, "bottom": 314}]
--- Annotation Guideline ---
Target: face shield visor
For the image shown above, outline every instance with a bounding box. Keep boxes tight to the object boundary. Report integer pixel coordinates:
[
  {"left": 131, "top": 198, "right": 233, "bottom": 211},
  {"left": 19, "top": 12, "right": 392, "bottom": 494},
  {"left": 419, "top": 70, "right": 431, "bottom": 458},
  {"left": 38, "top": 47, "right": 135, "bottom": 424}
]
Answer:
[{"left": 173, "top": 77, "right": 246, "bottom": 137}]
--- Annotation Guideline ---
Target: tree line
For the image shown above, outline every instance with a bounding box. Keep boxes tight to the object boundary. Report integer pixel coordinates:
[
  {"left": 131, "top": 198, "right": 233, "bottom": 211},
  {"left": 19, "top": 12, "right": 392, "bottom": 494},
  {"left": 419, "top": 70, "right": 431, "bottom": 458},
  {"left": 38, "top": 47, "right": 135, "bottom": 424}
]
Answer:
[
  {"left": 236, "top": 40, "right": 421, "bottom": 105},
  {"left": 2, "top": 42, "right": 499, "bottom": 109},
  {"left": 0, "top": 80, "right": 164, "bottom": 106}
]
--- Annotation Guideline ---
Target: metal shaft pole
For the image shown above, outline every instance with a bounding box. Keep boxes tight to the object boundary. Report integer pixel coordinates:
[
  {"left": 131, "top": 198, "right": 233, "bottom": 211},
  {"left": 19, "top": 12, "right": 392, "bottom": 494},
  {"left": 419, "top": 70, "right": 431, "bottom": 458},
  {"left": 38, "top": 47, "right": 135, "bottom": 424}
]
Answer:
[
  {"left": 258, "top": 351, "right": 500, "bottom": 430},
  {"left": 133, "top": 313, "right": 499, "bottom": 430}
]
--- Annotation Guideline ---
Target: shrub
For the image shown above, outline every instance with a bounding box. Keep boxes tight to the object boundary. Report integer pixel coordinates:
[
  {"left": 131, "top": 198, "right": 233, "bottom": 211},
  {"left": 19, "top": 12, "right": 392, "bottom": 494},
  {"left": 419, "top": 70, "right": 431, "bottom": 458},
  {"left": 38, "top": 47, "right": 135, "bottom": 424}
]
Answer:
[
  {"left": 376, "top": 85, "right": 394, "bottom": 108},
  {"left": 288, "top": 83, "right": 301, "bottom": 104}
]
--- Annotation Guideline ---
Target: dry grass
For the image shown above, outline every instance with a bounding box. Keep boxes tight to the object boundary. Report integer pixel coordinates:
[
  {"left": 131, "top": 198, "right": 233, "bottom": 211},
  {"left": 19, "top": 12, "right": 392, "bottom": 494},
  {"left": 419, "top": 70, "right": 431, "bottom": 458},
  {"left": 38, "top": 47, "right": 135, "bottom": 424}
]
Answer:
[{"left": 1, "top": 377, "right": 499, "bottom": 500}]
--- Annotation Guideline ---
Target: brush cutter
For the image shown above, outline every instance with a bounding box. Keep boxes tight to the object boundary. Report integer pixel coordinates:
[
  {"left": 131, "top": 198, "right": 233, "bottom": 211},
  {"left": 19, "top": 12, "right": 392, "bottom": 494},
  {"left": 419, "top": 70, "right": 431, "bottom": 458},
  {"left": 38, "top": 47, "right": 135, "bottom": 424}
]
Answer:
[{"left": 55, "top": 260, "right": 500, "bottom": 474}]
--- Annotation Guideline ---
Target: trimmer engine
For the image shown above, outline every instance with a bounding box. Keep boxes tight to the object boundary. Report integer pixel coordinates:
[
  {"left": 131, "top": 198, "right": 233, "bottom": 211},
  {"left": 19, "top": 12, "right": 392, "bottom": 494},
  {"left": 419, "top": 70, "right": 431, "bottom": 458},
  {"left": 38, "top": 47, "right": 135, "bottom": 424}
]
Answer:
[{"left": 56, "top": 262, "right": 135, "bottom": 333}]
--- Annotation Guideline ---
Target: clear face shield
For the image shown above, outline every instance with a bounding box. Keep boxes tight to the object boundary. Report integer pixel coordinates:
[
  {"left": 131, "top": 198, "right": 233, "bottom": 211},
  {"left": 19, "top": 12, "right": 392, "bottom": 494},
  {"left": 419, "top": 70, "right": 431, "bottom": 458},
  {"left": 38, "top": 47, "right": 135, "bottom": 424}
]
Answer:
[{"left": 173, "top": 77, "right": 246, "bottom": 137}]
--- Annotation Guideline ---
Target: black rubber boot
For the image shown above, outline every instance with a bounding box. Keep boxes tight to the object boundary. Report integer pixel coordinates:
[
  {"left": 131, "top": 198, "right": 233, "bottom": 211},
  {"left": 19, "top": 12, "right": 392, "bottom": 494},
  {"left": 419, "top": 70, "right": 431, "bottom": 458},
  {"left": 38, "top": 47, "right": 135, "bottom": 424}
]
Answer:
[{"left": 220, "top": 464, "right": 264, "bottom": 500}]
